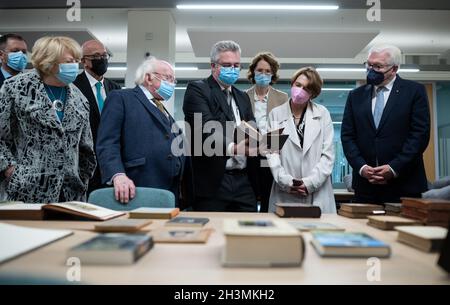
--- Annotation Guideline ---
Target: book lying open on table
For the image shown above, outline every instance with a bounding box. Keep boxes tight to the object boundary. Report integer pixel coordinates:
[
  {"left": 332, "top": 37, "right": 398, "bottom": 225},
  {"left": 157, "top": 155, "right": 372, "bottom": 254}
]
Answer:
[{"left": 0, "top": 201, "right": 125, "bottom": 221}]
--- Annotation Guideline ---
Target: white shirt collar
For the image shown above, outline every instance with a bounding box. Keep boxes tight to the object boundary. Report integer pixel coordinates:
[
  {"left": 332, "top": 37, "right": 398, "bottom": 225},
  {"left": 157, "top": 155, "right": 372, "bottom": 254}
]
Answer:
[
  {"left": 85, "top": 70, "right": 104, "bottom": 88},
  {"left": 253, "top": 87, "right": 269, "bottom": 103},
  {"left": 139, "top": 85, "right": 158, "bottom": 107}
]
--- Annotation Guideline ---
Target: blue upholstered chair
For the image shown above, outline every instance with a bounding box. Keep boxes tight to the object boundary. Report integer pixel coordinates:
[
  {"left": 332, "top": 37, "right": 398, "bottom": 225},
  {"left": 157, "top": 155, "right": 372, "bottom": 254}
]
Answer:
[{"left": 88, "top": 187, "right": 175, "bottom": 211}]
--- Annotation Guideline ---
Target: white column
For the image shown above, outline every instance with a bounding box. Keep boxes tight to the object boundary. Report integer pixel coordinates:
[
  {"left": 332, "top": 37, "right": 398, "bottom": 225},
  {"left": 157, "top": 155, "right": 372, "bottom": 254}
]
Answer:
[{"left": 126, "top": 10, "right": 176, "bottom": 114}]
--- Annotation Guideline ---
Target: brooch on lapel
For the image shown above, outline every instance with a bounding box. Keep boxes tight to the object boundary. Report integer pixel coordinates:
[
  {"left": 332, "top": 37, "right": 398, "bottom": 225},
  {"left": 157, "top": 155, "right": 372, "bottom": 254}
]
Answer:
[{"left": 53, "top": 100, "right": 64, "bottom": 112}]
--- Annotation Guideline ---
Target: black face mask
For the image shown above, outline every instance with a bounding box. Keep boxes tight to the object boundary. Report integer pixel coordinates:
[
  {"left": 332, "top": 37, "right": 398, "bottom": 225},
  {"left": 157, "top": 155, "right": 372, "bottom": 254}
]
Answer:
[
  {"left": 366, "top": 66, "right": 395, "bottom": 86},
  {"left": 90, "top": 58, "right": 108, "bottom": 76}
]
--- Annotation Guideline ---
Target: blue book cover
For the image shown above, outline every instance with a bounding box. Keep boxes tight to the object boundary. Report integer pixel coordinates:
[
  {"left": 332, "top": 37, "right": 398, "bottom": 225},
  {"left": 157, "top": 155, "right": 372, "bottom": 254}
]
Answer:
[{"left": 312, "top": 232, "right": 388, "bottom": 248}]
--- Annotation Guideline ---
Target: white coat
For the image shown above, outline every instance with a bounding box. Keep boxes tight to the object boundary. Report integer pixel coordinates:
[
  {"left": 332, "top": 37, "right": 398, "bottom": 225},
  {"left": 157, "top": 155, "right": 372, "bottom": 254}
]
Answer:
[{"left": 266, "top": 101, "right": 337, "bottom": 214}]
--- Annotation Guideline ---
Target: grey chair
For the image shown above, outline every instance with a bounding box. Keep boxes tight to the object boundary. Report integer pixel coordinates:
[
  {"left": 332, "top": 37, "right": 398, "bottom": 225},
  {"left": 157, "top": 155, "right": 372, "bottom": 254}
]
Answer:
[{"left": 88, "top": 187, "right": 175, "bottom": 211}]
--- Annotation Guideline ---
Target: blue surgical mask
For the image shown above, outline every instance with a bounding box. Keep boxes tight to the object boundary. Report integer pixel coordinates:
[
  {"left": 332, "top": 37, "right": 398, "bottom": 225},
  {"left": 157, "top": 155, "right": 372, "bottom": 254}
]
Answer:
[
  {"left": 156, "top": 80, "right": 175, "bottom": 101},
  {"left": 218, "top": 66, "right": 240, "bottom": 86},
  {"left": 56, "top": 63, "right": 79, "bottom": 85},
  {"left": 254, "top": 72, "right": 272, "bottom": 87},
  {"left": 7, "top": 51, "right": 28, "bottom": 72}
]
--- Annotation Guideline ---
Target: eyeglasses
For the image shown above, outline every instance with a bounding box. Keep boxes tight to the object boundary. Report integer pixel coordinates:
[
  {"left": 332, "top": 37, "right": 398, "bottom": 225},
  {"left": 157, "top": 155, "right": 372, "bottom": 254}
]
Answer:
[
  {"left": 216, "top": 62, "right": 241, "bottom": 69},
  {"left": 153, "top": 72, "right": 177, "bottom": 84},
  {"left": 364, "top": 61, "right": 394, "bottom": 72},
  {"left": 84, "top": 53, "right": 111, "bottom": 60}
]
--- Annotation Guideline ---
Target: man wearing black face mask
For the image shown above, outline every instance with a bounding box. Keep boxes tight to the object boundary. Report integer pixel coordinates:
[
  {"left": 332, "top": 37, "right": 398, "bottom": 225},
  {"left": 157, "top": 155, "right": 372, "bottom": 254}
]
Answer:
[
  {"left": 341, "top": 45, "right": 430, "bottom": 204},
  {"left": 74, "top": 40, "right": 121, "bottom": 194}
]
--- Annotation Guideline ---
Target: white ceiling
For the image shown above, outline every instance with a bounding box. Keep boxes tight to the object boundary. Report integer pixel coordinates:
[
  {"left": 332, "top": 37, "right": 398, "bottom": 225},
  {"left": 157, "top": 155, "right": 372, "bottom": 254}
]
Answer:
[
  {"left": 1, "top": 6, "right": 450, "bottom": 80},
  {"left": 188, "top": 30, "right": 380, "bottom": 58}
]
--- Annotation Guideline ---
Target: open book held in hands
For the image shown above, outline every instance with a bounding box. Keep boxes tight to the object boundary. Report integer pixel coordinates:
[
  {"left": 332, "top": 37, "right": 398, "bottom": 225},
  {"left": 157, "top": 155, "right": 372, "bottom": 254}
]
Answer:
[{"left": 237, "top": 121, "right": 289, "bottom": 151}]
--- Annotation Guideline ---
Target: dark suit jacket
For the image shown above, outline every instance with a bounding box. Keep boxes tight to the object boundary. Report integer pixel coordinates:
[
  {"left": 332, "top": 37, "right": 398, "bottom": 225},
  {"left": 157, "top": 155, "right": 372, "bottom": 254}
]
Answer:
[
  {"left": 73, "top": 71, "right": 121, "bottom": 193},
  {"left": 96, "top": 86, "right": 185, "bottom": 202},
  {"left": 341, "top": 76, "right": 430, "bottom": 202},
  {"left": 183, "top": 75, "right": 258, "bottom": 200}
]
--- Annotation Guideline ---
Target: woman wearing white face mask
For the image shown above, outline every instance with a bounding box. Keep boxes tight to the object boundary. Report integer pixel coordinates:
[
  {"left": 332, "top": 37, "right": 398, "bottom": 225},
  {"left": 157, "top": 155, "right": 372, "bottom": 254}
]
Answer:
[
  {"left": 246, "top": 52, "right": 288, "bottom": 212},
  {"left": 0, "top": 36, "right": 96, "bottom": 203},
  {"left": 266, "top": 67, "right": 336, "bottom": 214}
]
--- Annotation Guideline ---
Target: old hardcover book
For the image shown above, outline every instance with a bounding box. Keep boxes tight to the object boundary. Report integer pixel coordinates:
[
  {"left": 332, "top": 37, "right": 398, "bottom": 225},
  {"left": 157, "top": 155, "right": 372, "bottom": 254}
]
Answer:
[
  {"left": 275, "top": 203, "right": 321, "bottom": 218},
  {"left": 94, "top": 219, "right": 153, "bottom": 233},
  {"left": 237, "top": 121, "right": 288, "bottom": 151},
  {"left": 367, "top": 215, "right": 422, "bottom": 230},
  {"left": 401, "top": 197, "right": 450, "bottom": 227},
  {"left": 129, "top": 207, "right": 180, "bottom": 219},
  {"left": 0, "top": 202, "right": 44, "bottom": 220},
  {"left": 67, "top": 233, "right": 153, "bottom": 265},
  {"left": 338, "top": 203, "right": 385, "bottom": 219},
  {"left": 340, "top": 203, "right": 385, "bottom": 213},
  {"left": 165, "top": 216, "right": 210, "bottom": 227},
  {"left": 396, "top": 226, "right": 448, "bottom": 252},
  {"left": 0, "top": 202, "right": 125, "bottom": 221},
  {"left": 222, "top": 219, "right": 304, "bottom": 267},
  {"left": 152, "top": 228, "right": 213, "bottom": 243},
  {"left": 311, "top": 231, "right": 391, "bottom": 258},
  {"left": 384, "top": 202, "right": 402, "bottom": 213},
  {"left": 338, "top": 210, "right": 385, "bottom": 219}
]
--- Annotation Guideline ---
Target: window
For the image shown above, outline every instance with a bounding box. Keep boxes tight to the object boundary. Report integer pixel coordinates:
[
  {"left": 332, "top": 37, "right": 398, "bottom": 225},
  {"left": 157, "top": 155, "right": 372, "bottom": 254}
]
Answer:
[{"left": 436, "top": 82, "right": 450, "bottom": 178}]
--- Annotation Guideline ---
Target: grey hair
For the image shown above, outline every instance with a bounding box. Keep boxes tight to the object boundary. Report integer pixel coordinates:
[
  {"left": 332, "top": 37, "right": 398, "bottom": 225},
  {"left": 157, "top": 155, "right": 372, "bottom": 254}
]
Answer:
[
  {"left": 368, "top": 45, "right": 402, "bottom": 67},
  {"left": 135, "top": 56, "right": 158, "bottom": 85},
  {"left": 210, "top": 40, "right": 241, "bottom": 63}
]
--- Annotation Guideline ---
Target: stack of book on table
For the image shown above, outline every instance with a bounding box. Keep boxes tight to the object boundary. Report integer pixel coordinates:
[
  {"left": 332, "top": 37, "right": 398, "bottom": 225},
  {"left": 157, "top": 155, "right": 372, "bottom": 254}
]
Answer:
[
  {"left": 401, "top": 197, "right": 450, "bottom": 227},
  {"left": 384, "top": 202, "right": 403, "bottom": 216},
  {"left": 222, "top": 219, "right": 304, "bottom": 267},
  {"left": 338, "top": 203, "right": 385, "bottom": 219},
  {"left": 367, "top": 215, "right": 421, "bottom": 230}
]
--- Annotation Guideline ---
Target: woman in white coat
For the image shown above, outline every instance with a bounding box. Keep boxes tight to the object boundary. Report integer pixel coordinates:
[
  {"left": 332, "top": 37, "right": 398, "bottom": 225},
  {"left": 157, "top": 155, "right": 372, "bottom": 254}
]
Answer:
[{"left": 266, "top": 67, "right": 336, "bottom": 213}]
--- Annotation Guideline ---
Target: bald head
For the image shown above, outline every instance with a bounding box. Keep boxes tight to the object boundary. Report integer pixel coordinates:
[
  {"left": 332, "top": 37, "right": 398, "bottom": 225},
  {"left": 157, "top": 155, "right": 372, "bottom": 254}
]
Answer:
[
  {"left": 82, "top": 40, "right": 106, "bottom": 56},
  {"left": 81, "top": 40, "right": 109, "bottom": 79}
]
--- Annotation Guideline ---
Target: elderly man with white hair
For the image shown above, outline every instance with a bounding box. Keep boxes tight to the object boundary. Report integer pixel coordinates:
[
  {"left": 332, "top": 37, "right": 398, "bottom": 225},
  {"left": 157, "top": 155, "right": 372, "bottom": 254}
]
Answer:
[
  {"left": 341, "top": 44, "right": 430, "bottom": 204},
  {"left": 96, "top": 57, "right": 185, "bottom": 205}
]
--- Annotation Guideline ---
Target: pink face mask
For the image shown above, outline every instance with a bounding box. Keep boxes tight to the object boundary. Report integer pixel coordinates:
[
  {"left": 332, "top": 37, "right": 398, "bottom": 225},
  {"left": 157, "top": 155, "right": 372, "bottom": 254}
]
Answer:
[{"left": 291, "top": 87, "right": 311, "bottom": 105}]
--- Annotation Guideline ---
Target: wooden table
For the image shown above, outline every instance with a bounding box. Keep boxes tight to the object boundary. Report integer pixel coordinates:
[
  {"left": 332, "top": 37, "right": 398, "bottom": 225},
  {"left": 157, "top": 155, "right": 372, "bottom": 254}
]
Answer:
[{"left": 0, "top": 212, "right": 448, "bottom": 285}]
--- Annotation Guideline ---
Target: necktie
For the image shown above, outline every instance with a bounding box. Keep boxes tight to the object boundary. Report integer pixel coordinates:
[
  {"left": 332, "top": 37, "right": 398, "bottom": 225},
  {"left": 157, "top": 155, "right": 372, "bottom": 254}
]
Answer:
[
  {"left": 373, "top": 86, "right": 386, "bottom": 129},
  {"left": 224, "top": 89, "right": 236, "bottom": 121},
  {"left": 224, "top": 89, "right": 232, "bottom": 107},
  {"left": 95, "top": 81, "right": 104, "bottom": 113},
  {"left": 153, "top": 98, "right": 168, "bottom": 118}
]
